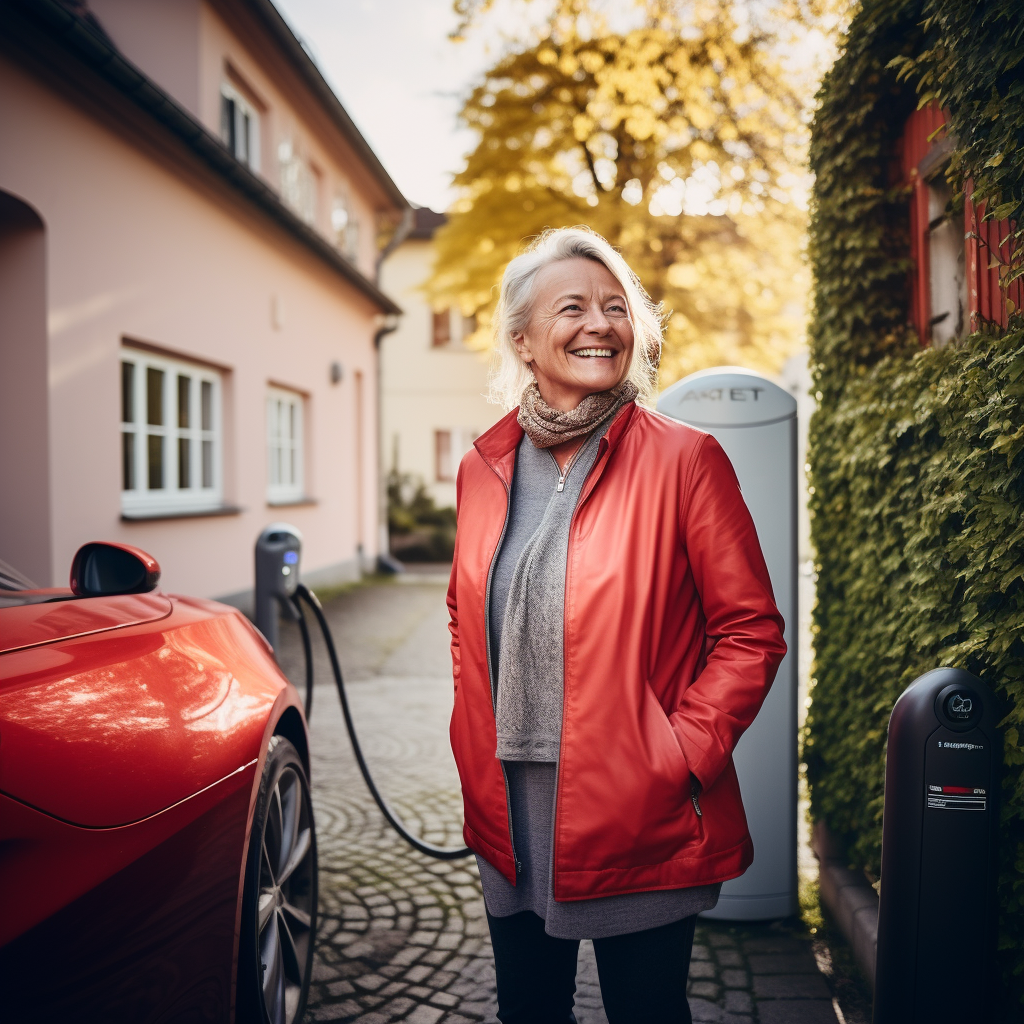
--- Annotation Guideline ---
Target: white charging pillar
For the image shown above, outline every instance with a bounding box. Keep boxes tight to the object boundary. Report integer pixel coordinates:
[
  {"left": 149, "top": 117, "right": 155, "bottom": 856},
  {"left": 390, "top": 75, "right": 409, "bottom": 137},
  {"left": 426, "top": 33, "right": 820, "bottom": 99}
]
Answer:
[{"left": 657, "top": 367, "right": 798, "bottom": 920}]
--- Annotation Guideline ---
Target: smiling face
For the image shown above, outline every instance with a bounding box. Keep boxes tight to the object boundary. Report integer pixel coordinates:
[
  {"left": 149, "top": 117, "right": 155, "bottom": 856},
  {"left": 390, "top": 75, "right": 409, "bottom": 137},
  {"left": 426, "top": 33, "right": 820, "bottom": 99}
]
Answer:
[{"left": 512, "top": 257, "right": 635, "bottom": 411}]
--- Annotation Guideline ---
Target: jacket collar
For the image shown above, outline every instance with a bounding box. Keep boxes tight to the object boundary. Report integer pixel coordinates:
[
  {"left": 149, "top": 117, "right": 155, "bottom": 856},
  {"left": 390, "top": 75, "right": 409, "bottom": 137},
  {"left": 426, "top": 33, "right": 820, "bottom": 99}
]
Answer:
[
  {"left": 473, "top": 408, "right": 523, "bottom": 470},
  {"left": 474, "top": 401, "right": 640, "bottom": 471}
]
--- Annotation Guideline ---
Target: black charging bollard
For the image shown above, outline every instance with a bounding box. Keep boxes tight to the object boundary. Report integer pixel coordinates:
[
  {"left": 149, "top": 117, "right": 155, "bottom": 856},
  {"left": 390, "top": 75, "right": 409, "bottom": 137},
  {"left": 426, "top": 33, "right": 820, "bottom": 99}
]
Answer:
[
  {"left": 873, "top": 667, "right": 1000, "bottom": 1024},
  {"left": 254, "top": 523, "right": 301, "bottom": 653}
]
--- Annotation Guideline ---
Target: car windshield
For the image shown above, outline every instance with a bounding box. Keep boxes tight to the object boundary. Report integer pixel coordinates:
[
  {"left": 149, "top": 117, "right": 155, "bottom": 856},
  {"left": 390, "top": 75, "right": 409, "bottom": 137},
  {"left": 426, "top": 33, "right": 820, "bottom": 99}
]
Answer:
[{"left": 0, "top": 558, "right": 37, "bottom": 592}]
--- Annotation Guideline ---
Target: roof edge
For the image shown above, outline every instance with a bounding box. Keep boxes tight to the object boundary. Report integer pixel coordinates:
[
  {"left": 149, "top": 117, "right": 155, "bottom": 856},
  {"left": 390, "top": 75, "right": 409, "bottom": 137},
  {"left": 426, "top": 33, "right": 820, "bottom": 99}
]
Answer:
[
  {"left": 242, "top": 0, "right": 409, "bottom": 211},
  {"left": 8, "top": 0, "right": 402, "bottom": 315}
]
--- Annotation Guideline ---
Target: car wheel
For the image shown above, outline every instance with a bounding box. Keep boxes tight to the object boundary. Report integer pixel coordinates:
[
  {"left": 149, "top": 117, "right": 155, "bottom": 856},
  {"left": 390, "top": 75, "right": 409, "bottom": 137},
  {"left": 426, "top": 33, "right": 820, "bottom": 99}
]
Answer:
[{"left": 238, "top": 735, "right": 318, "bottom": 1024}]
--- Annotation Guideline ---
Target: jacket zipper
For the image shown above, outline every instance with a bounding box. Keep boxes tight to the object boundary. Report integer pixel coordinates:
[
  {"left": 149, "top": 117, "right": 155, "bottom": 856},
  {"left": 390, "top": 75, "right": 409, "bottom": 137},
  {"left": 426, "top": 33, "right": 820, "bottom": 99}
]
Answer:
[
  {"left": 550, "top": 435, "right": 606, "bottom": 898},
  {"left": 483, "top": 465, "right": 521, "bottom": 878},
  {"left": 691, "top": 780, "right": 706, "bottom": 840}
]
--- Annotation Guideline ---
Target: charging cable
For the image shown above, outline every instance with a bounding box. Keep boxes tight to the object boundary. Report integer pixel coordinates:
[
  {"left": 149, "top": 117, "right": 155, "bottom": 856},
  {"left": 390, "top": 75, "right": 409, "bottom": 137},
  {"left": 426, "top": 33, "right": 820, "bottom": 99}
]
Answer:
[{"left": 291, "top": 583, "right": 472, "bottom": 861}]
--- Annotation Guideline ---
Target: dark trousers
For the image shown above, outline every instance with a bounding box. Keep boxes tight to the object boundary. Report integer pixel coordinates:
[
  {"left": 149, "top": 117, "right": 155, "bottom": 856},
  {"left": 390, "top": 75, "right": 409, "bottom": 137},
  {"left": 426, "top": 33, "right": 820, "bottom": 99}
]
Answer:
[{"left": 486, "top": 909, "right": 696, "bottom": 1024}]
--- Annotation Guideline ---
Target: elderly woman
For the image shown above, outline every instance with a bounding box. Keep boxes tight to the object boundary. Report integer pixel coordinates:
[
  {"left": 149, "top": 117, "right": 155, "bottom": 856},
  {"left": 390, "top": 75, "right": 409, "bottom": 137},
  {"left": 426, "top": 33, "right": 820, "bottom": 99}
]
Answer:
[{"left": 446, "top": 227, "right": 785, "bottom": 1024}]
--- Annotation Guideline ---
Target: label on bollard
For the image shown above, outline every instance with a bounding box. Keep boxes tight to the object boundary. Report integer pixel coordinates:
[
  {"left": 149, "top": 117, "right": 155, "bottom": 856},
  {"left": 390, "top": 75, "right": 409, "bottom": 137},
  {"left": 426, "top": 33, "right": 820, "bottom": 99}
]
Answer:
[{"left": 926, "top": 785, "right": 987, "bottom": 811}]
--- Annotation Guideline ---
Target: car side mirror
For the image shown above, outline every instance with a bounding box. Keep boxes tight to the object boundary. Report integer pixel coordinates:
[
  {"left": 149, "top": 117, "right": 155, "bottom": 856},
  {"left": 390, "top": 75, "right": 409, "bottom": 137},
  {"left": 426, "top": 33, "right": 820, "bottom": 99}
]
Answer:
[{"left": 70, "top": 542, "right": 161, "bottom": 597}]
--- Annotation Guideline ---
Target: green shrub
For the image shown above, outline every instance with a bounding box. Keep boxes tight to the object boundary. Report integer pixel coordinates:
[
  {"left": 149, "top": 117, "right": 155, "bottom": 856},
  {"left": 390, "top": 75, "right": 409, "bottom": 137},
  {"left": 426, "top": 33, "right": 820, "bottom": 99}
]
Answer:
[
  {"left": 806, "top": 0, "right": 1024, "bottom": 1011},
  {"left": 386, "top": 470, "right": 456, "bottom": 562}
]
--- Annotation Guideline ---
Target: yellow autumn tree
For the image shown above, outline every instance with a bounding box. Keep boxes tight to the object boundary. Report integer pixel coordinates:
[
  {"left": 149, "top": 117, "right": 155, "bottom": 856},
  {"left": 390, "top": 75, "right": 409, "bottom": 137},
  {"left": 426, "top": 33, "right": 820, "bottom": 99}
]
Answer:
[{"left": 430, "top": 0, "right": 819, "bottom": 387}]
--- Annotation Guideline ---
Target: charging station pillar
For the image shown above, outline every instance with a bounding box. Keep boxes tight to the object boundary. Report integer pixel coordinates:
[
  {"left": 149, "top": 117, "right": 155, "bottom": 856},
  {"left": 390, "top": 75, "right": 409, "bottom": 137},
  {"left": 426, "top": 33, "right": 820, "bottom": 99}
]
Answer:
[
  {"left": 254, "top": 523, "right": 302, "bottom": 653},
  {"left": 657, "top": 367, "right": 798, "bottom": 920},
  {"left": 874, "top": 668, "right": 999, "bottom": 1024}
]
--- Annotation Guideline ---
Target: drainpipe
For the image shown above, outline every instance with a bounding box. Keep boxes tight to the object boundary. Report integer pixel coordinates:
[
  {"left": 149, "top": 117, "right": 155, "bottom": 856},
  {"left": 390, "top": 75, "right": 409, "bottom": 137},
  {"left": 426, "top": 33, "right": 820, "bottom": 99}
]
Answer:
[
  {"left": 372, "top": 206, "right": 414, "bottom": 574},
  {"left": 374, "top": 316, "right": 402, "bottom": 573}
]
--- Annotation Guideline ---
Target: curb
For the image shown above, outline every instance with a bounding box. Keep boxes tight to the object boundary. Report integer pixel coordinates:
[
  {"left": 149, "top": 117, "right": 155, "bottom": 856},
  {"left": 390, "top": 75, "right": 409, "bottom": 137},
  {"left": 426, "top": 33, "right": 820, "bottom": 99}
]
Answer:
[{"left": 812, "top": 821, "right": 879, "bottom": 989}]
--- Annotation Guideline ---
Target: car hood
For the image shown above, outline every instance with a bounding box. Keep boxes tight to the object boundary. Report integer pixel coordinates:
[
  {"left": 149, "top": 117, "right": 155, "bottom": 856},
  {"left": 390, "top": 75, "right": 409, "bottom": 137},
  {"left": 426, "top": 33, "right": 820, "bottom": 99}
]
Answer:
[
  {"left": 0, "top": 597, "right": 287, "bottom": 826},
  {"left": 0, "top": 592, "right": 173, "bottom": 654}
]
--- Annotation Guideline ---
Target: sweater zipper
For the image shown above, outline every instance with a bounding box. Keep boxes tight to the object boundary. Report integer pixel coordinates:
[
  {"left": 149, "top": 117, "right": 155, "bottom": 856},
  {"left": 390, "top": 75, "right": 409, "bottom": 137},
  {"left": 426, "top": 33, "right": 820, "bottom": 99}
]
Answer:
[
  {"left": 483, "top": 468, "right": 521, "bottom": 878},
  {"left": 549, "top": 441, "right": 586, "bottom": 493}
]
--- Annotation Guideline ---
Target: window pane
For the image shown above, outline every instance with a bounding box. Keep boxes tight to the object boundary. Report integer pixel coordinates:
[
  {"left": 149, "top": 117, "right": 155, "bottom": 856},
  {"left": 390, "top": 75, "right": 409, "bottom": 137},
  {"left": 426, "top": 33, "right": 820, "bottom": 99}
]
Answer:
[
  {"left": 147, "top": 434, "right": 164, "bottom": 489},
  {"left": 289, "top": 401, "right": 296, "bottom": 444},
  {"left": 121, "top": 362, "right": 135, "bottom": 423},
  {"left": 221, "top": 94, "right": 236, "bottom": 153},
  {"left": 147, "top": 368, "right": 164, "bottom": 426},
  {"left": 178, "top": 437, "right": 191, "bottom": 489},
  {"left": 202, "top": 439, "right": 213, "bottom": 488},
  {"left": 240, "top": 111, "right": 251, "bottom": 165},
  {"left": 201, "top": 381, "right": 213, "bottom": 431},
  {"left": 122, "top": 432, "right": 135, "bottom": 490},
  {"left": 177, "top": 375, "right": 190, "bottom": 428}
]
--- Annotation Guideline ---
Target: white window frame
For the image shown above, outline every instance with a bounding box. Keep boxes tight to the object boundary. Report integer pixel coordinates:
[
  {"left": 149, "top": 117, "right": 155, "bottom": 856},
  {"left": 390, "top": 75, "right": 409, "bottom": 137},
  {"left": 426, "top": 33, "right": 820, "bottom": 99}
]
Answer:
[
  {"left": 121, "top": 348, "right": 223, "bottom": 517},
  {"left": 220, "top": 82, "right": 261, "bottom": 171},
  {"left": 266, "top": 386, "right": 305, "bottom": 504}
]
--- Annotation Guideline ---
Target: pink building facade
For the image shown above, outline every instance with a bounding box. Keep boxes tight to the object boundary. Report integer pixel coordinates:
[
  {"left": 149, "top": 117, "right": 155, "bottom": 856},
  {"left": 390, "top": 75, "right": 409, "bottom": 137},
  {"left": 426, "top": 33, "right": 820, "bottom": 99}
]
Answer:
[{"left": 0, "top": 0, "right": 408, "bottom": 602}]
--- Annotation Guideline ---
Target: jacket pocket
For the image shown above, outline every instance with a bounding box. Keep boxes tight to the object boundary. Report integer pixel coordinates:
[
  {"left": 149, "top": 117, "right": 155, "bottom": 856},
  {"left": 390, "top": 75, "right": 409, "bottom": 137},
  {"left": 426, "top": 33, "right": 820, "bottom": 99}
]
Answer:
[{"left": 637, "top": 682, "right": 702, "bottom": 848}]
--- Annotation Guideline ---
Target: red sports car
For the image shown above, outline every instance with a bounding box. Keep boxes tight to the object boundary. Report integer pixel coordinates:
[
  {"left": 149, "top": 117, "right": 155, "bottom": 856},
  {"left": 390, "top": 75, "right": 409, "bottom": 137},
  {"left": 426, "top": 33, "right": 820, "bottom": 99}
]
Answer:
[{"left": 0, "top": 541, "right": 317, "bottom": 1023}]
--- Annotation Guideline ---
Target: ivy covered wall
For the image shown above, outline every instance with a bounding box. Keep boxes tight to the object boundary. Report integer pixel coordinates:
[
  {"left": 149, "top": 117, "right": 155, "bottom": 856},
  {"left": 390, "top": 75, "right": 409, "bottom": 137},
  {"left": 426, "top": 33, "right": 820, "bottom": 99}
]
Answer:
[{"left": 805, "top": 0, "right": 1024, "bottom": 1012}]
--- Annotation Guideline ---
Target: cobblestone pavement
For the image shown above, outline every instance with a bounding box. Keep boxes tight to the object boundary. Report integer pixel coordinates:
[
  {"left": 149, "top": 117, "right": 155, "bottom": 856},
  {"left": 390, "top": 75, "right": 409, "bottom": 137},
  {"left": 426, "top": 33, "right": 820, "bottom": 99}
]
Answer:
[{"left": 279, "top": 576, "right": 845, "bottom": 1024}]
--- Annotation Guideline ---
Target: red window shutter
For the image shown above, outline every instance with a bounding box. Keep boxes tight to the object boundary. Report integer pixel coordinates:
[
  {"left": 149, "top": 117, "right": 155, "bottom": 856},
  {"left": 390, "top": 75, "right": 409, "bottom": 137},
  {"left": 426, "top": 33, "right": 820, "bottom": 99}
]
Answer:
[
  {"left": 965, "top": 181, "right": 1023, "bottom": 330},
  {"left": 899, "top": 104, "right": 953, "bottom": 345}
]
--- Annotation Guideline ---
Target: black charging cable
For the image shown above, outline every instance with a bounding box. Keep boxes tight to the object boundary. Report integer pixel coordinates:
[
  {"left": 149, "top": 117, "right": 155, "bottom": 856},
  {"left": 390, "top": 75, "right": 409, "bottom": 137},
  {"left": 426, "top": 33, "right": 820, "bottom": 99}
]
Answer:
[{"left": 290, "top": 583, "right": 472, "bottom": 861}]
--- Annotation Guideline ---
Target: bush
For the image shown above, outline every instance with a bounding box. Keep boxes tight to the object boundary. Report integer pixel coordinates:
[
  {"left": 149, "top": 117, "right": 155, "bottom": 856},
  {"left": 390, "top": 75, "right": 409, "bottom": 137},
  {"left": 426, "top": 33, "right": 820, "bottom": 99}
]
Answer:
[
  {"left": 386, "top": 471, "right": 456, "bottom": 563},
  {"left": 806, "top": 0, "right": 1024, "bottom": 1011}
]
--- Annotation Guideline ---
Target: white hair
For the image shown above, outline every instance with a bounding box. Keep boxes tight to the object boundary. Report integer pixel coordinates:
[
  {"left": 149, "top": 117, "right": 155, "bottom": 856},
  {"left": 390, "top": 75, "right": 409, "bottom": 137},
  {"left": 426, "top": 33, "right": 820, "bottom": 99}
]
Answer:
[{"left": 488, "top": 226, "right": 664, "bottom": 410}]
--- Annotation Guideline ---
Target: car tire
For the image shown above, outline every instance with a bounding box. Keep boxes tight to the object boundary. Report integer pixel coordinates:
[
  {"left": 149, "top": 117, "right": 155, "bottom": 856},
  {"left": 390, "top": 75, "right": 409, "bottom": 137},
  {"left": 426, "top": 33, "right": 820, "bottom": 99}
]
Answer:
[{"left": 237, "top": 735, "right": 318, "bottom": 1024}]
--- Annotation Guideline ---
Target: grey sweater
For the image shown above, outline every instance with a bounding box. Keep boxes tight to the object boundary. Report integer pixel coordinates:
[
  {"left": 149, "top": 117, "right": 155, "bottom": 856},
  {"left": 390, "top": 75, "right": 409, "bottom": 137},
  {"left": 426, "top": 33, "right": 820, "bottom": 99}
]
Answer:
[{"left": 479, "top": 431, "right": 721, "bottom": 939}]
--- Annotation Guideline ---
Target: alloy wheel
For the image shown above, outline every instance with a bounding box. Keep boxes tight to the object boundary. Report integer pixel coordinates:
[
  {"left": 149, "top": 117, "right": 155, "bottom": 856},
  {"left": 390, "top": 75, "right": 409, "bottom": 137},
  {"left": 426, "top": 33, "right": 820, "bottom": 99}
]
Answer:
[{"left": 256, "top": 764, "right": 316, "bottom": 1024}]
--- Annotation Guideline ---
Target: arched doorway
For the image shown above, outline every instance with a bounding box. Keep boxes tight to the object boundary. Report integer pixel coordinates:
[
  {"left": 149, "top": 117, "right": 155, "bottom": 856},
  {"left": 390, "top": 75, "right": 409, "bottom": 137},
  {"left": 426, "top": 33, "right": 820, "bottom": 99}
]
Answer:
[{"left": 0, "top": 189, "right": 50, "bottom": 585}]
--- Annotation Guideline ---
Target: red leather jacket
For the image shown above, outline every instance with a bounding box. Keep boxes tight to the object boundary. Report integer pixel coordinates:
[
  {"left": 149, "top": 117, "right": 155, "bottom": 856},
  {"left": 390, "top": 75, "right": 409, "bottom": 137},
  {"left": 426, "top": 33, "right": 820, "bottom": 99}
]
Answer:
[{"left": 447, "top": 402, "right": 786, "bottom": 900}]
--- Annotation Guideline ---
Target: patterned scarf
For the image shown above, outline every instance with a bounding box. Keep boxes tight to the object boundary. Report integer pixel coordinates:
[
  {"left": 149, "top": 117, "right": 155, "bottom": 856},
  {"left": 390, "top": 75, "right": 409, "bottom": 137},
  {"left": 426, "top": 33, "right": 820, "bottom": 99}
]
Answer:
[{"left": 517, "top": 379, "right": 638, "bottom": 449}]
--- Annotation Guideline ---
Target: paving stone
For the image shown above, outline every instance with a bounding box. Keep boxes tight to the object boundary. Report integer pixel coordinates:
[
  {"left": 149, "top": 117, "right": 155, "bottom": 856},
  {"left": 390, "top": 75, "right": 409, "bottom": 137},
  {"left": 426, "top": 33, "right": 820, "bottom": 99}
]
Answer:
[
  {"left": 753, "top": 973, "right": 833, "bottom": 999},
  {"left": 723, "top": 989, "right": 753, "bottom": 1013},
  {"left": 688, "top": 959, "right": 717, "bottom": 979},
  {"left": 427, "top": 991, "right": 459, "bottom": 1008},
  {"left": 691, "top": 944, "right": 712, "bottom": 960},
  {"left": 742, "top": 935, "right": 807, "bottom": 954},
  {"left": 689, "top": 980, "right": 721, "bottom": 999},
  {"left": 689, "top": 997, "right": 724, "bottom": 1021},
  {"left": 748, "top": 952, "right": 818, "bottom": 974},
  {"left": 756, "top": 1000, "right": 839, "bottom": 1023},
  {"left": 721, "top": 968, "right": 749, "bottom": 989},
  {"left": 355, "top": 974, "right": 389, "bottom": 992},
  {"left": 404, "top": 1007, "right": 445, "bottom": 1024},
  {"left": 327, "top": 980, "right": 356, "bottom": 997},
  {"left": 715, "top": 948, "right": 743, "bottom": 967}
]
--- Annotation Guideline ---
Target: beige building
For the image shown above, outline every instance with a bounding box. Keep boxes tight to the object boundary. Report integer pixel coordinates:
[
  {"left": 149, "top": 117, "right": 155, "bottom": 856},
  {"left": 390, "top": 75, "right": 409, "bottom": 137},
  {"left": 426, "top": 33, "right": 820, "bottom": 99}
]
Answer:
[
  {"left": 0, "top": 0, "right": 409, "bottom": 601},
  {"left": 379, "top": 208, "right": 502, "bottom": 511}
]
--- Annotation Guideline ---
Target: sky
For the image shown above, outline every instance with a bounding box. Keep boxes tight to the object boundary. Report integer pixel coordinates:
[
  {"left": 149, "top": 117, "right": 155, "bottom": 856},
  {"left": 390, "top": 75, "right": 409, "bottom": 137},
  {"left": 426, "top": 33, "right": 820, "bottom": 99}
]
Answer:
[
  {"left": 270, "top": 1, "right": 841, "bottom": 214},
  {"left": 272, "top": 0, "right": 508, "bottom": 212}
]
